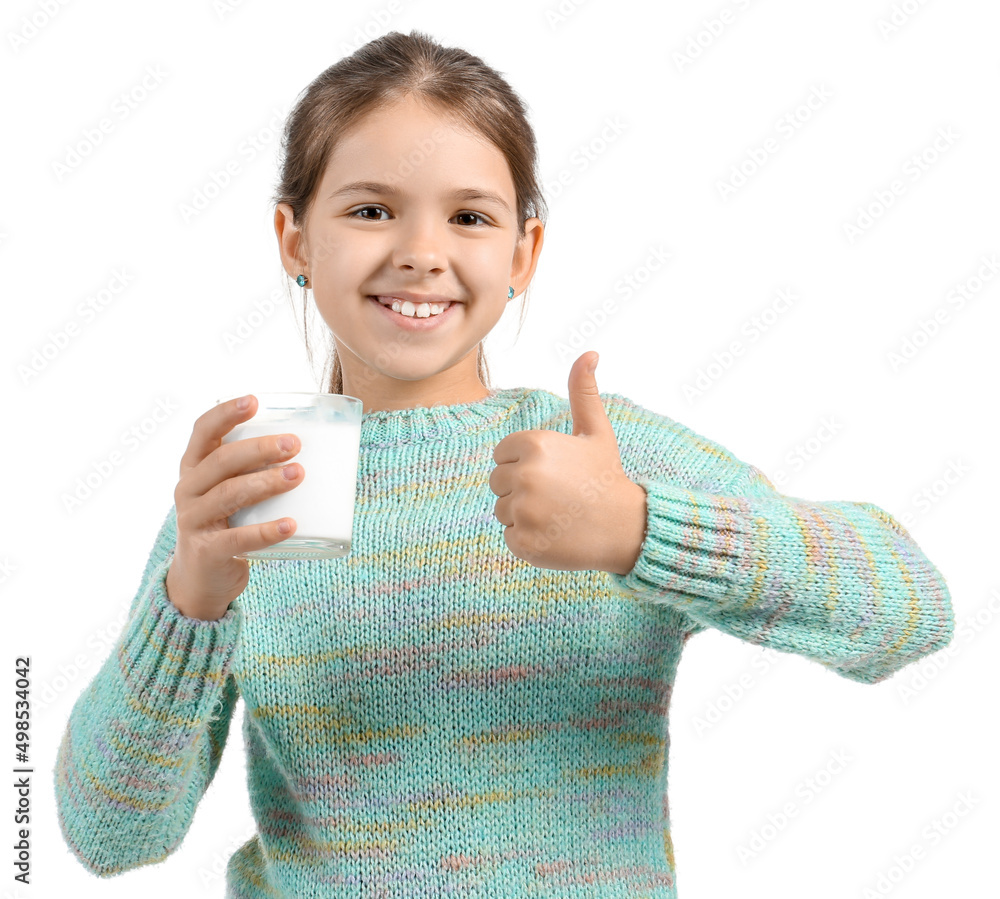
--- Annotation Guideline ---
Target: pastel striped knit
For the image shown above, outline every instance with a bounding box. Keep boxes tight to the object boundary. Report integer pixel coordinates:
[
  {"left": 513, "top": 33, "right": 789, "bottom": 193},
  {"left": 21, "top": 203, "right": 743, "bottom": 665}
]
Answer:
[{"left": 53, "top": 386, "right": 955, "bottom": 897}]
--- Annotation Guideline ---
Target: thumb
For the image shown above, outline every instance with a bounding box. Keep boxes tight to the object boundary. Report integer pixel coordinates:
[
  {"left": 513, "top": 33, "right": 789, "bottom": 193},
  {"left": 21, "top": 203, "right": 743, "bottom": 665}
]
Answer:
[{"left": 569, "top": 351, "right": 613, "bottom": 439}]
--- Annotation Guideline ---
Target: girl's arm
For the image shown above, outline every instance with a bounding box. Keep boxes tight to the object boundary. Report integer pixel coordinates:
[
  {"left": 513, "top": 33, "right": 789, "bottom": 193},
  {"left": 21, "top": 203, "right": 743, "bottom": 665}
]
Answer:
[
  {"left": 603, "top": 394, "right": 955, "bottom": 685},
  {"left": 53, "top": 506, "right": 241, "bottom": 877}
]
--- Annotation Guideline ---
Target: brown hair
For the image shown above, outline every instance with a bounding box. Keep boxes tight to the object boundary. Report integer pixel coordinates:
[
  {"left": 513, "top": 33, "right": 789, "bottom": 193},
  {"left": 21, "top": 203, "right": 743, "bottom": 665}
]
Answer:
[{"left": 271, "top": 30, "right": 548, "bottom": 395}]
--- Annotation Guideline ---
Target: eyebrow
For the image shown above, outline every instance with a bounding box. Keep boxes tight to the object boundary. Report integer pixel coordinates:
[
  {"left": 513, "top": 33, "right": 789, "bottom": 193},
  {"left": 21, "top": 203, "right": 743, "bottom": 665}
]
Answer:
[{"left": 328, "top": 180, "right": 512, "bottom": 215}]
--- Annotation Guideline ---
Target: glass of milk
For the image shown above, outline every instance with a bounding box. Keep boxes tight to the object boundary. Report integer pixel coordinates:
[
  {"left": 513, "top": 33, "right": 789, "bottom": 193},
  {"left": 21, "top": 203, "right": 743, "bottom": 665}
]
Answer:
[{"left": 218, "top": 392, "right": 363, "bottom": 560}]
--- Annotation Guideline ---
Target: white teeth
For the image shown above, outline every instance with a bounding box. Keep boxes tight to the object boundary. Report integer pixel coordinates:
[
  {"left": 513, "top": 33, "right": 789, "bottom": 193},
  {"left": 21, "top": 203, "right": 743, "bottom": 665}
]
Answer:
[{"left": 387, "top": 299, "right": 449, "bottom": 318}]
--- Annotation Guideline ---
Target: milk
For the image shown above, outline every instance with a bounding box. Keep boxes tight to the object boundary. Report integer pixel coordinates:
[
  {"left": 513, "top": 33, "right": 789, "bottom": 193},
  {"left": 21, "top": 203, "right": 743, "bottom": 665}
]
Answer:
[{"left": 220, "top": 395, "right": 362, "bottom": 560}]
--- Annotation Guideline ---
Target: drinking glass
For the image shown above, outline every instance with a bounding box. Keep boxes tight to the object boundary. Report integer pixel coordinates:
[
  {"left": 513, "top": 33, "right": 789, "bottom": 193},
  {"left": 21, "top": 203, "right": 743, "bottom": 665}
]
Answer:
[{"left": 218, "top": 392, "right": 362, "bottom": 559}]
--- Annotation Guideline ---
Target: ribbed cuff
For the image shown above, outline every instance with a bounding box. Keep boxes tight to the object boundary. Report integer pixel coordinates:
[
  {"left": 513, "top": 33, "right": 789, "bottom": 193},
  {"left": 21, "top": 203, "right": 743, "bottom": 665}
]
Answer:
[
  {"left": 608, "top": 478, "right": 753, "bottom": 604},
  {"left": 118, "top": 554, "right": 241, "bottom": 724}
]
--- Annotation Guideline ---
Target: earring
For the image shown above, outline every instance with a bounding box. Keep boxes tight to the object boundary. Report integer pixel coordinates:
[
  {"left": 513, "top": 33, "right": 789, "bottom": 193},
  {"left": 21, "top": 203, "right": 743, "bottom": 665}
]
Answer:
[
  {"left": 296, "top": 274, "right": 308, "bottom": 287},
  {"left": 508, "top": 286, "right": 515, "bottom": 298}
]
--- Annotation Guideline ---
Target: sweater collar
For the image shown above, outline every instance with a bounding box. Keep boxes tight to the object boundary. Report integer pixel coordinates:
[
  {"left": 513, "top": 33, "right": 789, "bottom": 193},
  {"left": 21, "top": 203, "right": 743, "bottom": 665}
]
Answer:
[{"left": 359, "top": 386, "right": 534, "bottom": 448}]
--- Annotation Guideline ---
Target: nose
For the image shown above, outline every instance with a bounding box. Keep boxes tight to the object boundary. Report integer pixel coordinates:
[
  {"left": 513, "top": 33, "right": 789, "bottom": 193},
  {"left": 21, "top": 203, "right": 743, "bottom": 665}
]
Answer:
[{"left": 391, "top": 216, "right": 448, "bottom": 276}]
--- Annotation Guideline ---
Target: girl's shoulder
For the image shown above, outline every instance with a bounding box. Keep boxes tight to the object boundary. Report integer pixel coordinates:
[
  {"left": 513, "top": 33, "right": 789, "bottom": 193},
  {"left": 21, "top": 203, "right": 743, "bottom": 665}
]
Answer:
[
  {"left": 599, "top": 390, "right": 751, "bottom": 493},
  {"left": 511, "top": 385, "right": 749, "bottom": 491}
]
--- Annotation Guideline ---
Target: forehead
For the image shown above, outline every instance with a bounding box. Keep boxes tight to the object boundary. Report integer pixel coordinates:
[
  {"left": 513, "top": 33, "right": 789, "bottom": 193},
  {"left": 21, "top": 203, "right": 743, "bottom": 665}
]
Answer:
[{"left": 320, "top": 96, "right": 516, "bottom": 202}]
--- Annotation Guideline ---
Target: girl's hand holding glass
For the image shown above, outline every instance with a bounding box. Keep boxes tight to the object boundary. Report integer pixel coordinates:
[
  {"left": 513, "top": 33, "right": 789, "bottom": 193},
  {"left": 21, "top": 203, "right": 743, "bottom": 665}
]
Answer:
[{"left": 164, "top": 394, "right": 302, "bottom": 621}]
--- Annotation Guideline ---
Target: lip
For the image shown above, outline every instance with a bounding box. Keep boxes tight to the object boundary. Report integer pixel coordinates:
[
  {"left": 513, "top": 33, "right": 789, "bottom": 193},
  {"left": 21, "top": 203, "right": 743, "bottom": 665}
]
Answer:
[{"left": 367, "top": 295, "right": 460, "bottom": 331}]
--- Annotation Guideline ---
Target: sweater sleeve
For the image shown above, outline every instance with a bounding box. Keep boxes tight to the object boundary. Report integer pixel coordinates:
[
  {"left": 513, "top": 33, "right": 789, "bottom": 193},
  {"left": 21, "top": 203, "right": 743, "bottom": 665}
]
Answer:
[
  {"left": 52, "top": 505, "right": 242, "bottom": 877},
  {"left": 602, "top": 393, "right": 955, "bottom": 685}
]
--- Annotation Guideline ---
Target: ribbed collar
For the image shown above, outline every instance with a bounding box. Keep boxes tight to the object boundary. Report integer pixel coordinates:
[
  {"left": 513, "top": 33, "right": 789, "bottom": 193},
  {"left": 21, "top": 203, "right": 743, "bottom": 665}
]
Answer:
[{"left": 359, "top": 386, "right": 534, "bottom": 448}]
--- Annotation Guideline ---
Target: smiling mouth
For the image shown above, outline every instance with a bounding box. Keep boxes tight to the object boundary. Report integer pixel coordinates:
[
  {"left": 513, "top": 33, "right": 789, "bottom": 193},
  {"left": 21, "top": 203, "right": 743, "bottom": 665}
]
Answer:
[{"left": 368, "top": 295, "right": 455, "bottom": 319}]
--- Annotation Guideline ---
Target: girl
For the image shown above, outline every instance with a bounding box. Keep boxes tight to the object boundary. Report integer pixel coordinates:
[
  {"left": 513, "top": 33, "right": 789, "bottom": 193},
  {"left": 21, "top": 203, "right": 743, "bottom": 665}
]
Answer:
[{"left": 53, "top": 30, "right": 955, "bottom": 899}]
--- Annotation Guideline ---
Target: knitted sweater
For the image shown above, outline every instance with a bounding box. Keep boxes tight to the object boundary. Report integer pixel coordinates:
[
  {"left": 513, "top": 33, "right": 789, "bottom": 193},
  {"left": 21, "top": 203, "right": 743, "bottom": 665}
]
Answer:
[{"left": 53, "top": 386, "right": 955, "bottom": 898}]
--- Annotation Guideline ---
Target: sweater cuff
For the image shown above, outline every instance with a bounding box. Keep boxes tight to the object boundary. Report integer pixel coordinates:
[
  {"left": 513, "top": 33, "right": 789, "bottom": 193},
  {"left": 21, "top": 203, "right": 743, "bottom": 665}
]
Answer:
[
  {"left": 608, "top": 477, "right": 753, "bottom": 604},
  {"left": 119, "top": 554, "right": 241, "bottom": 724}
]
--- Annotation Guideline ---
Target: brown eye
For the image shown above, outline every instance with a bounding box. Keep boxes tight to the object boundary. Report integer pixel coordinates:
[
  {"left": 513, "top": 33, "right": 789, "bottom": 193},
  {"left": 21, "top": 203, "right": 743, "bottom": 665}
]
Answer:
[
  {"left": 351, "top": 206, "right": 388, "bottom": 221},
  {"left": 455, "top": 212, "right": 488, "bottom": 226}
]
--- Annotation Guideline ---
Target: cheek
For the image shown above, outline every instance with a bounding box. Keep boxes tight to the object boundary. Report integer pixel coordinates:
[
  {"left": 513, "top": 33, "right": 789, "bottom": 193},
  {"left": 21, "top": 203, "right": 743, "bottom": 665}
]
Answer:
[
  {"left": 310, "top": 231, "right": 372, "bottom": 273},
  {"left": 468, "top": 243, "right": 510, "bottom": 273},
  {"left": 462, "top": 248, "right": 514, "bottom": 308}
]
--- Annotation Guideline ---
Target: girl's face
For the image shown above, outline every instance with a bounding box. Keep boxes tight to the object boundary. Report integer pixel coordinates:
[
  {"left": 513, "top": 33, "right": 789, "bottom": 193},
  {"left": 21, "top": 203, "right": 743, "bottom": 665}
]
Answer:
[{"left": 275, "top": 94, "right": 544, "bottom": 412}]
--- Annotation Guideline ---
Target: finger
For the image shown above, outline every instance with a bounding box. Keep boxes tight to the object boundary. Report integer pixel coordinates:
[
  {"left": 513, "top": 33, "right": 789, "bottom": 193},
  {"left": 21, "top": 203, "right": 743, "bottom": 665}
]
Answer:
[
  {"left": 180, "top": 395, "right": 259, "bottom": 477},
  {"left": 179, "top": 511, "right": 298, "bottom": 563},
  {"left": 223, "top": 516, "right": 298, "bottom": 558},
  {"left": 488, "top": 464, "right": 512, "bottom": 498},
  {"left": 187, "top": 460, "right": 303, "bottom": 532},
  {"left": 493, "top": 496, "right": 513, "bottom": 527},
  {"left": 492, "top": 431, "right": 526, "bottom": 465},
  {"left": 568, "top": 353, "right": 614, "bottom": 439}
]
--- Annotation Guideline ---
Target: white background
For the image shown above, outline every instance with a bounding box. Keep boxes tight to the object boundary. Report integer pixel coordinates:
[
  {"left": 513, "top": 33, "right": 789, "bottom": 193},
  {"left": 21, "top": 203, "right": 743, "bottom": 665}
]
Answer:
[{"left": 3, "top": 0, "right": 997, "bottom": 897}]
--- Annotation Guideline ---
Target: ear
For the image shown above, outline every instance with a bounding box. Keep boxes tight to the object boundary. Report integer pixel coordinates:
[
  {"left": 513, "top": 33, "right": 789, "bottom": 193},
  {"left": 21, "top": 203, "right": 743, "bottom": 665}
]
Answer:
[
  {"left": 509, "top": 217, "right": 545, "bottom": 297},
  {"left": 274, "top": 203, "right": 308, "bottom": 281}
]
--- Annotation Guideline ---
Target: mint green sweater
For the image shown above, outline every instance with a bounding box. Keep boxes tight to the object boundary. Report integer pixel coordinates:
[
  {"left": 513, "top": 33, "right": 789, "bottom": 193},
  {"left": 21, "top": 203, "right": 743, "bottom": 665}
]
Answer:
[{"left": 53, "top": 387, "right": 955, "bottom": 897}]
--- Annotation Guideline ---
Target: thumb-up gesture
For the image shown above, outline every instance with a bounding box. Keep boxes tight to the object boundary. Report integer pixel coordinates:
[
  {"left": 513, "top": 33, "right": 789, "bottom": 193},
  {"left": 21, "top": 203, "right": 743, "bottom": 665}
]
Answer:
[{"left": 489, "top": 352, "right": 647, "bottom": 574}]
